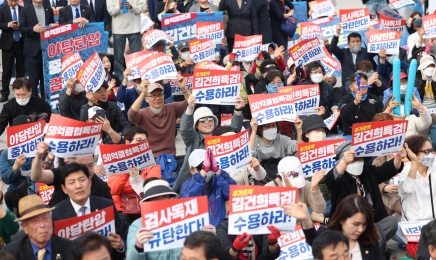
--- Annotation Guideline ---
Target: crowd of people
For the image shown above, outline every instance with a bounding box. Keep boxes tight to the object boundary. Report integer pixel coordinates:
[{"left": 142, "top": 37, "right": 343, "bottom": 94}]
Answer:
[{"left": 0, "top": 0, "right": 433, "bottom": 259}]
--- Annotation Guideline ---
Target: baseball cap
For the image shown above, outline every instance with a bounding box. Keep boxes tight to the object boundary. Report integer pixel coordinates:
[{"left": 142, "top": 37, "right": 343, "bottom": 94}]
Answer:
[
  {"left": 178, "top": 41, "right": 189, "bottom": 51},
  {"left": 277, "top": 157, "right": 306, "bottom": 188},
  {"left": 148, "top": 82, "right": 164, "bottom": 93},
  {"left": 189, "top": 149, "right": 206, "bottom": 168},
  {"left": 88, "top": 106, "right": 104, "bottom": 118},
  {"left": 388, "top": 71, "right": 407, "bottom": 87}
]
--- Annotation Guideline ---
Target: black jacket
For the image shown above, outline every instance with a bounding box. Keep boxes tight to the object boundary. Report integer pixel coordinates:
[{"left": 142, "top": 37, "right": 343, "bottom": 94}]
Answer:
[
  {"left": 254, "top": 79, "right": 266, "bottom": 94},
  {"left": 217, "top": 219, "right": 281, "bottom": 260},
  {"left": 325, "top": 159, "right": 403, "bottom": 222},
  {"left": 19, "top": 4, "right": 54, "bottom": 57},
  {"left": 416, "top": 78, "right": 436, "bottom": 103},
  {"left": 0, "top": 95, "right": 51, "bottom": 136},
  {"left": 59, "top": 91, "right": 87, "bottom": 120},
  {"left": 417, "top": 227, "right": 431, "bottom": 260},
  {"left": 219, "top": 0, "right": 258, "bottom": 38},
  {"left": 5, "top": 235, "right": 73, "bottom": 260},
  {"left": 304, "top": 225, "right": 382, "bottom": 260},
  {"left": 80, "top": 101, "right": 130, "bottom": 144},
  {"left": 339, "top": 93, "right": 383, "bottom": 135},
  {"left": 0, "top": 5, "right": 23, "bottom": 50},
  {"left": 302, "top": 79, "right": 338, "bottom": 119},
  {"left": 80, "top": 0, "right": 111, "bottom": 27},
  {"left": 43, "top": 0, "right": 68, "bottom": 8},
  {"left": 268, "top": 0, "right": 293, "bottom": 27},
  {"left": 252, "top": 0, "right": 271, "bottom": 43},
  {"left": 58, "top": 4, "right": 95, "bottom": 24}
]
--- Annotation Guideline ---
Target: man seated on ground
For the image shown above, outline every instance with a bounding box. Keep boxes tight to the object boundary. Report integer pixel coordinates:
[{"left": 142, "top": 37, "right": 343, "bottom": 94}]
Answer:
[
  {"left": 312, "top": 230, "right": 351, "bottom": 260},
  {"left": 72, "top": 232, "right": 112, "bottom": 260}
]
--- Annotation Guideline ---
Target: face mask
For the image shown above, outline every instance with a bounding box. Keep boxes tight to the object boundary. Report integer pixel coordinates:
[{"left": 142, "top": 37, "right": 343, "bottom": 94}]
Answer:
[
  {"left": 420, "top": 153, "right": 435, "bottom": 167},
  {"left": 424, "top": 67, "right": 435, "bottom": 77},
  {"left": 75, "top": 84, "right": 85, "bottom": 93},
  {"left": 350, "top": 45, "right": 361, "bottom": 53},
  {"left": 181, "top": 51, "right": 190, "bottom": 61},
  {"left": 387, "top": 56, "right": 397, "bottom": 64},
  {"left": 96, "top": 99, "right": 108, "bottom": 109},
  {"left": 345, "top": 161, "right": 364, "bottom": 176},
  {"left": 150, "top": 106, "right": 163, "bottom": 114},
  {"left": 400, "top": 84, "right": 407, "bottom": 94},
  {"left": 136, "top": 84, "right": 142, "bottom": 92},
  {"left": 351, "top": 91, "right": 368, "bottom": 101},
  {"left": 309, "top": 131, "right": 326, "bottom": 142},
  {"left": 262, "top": 128, "right": 277, "bottom": 140},
  {"left": 270, "top": 54, "right": 275, "bottom": 59},
  {"left": 310, "top": 73, "right": 323, "bottom": 83},
  {"left": 206, "top": 171, "right": 214, "bottom": 183},
  {"left": 266, "top": 82, "right": 284, "bottom": 94},
  {"left": 16, "top": 97, "right": 30, "bottom": 106},
  {"left": 230, "top": 65, "right": 240, "bottom": 71}
]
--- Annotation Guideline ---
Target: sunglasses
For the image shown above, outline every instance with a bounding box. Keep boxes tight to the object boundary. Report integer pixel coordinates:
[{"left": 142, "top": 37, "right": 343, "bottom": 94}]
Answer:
[
  {"left": 198, "top": 117, "right": 214, "bottom": 123},
  {"left": 419, "top": 148, "right": 434, "bottom": 155}
]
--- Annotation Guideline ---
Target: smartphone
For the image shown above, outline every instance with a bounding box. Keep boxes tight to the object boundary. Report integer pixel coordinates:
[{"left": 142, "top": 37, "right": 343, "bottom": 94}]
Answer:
[
  {"left": 13, "top": 21, "right": 18, "bottom": 25},
  {"left": 96, "top": 109, "right": 106, "bottom": 118}
]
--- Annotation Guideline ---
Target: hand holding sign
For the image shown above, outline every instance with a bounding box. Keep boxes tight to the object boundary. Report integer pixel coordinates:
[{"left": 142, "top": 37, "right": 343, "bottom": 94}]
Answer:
[
  {"left": 267, "top": 226, "right": 281, "bottom": 245},
  {"left": 135, "top": 228, "right": 154, "bottom": 248},
  {"left": 12, "top": 154, "right": 26, "bottom": 173},
  {"left": 233, "top": 233, "right": 252, "bottom": 251},
  {"left": 108, "top": 232, "right": 123, "bottom": 250},
  {"left": 354, "top": 91, "right": 363, "bottom": 105}
]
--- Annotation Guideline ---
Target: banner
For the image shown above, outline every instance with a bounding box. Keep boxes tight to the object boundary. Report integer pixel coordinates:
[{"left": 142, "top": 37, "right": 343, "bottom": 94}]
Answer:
[
  {"left": 298, "top": 138, "right": 347, "bottom": 177},
  {"left": 320, "top": 47, "right": 341, "bottom": 76},
  {"left": 138, "top": 52, "right": 178, "bottom": 82},
  {"left": 195, "top": 60, "right": 226, "bottom": 70},
  {"left": 54, "top": 206, "right": 115, "bottom": 240},
  {"left": 389, "top": 0, "right": 415, "bottom": 10},
  {"left": 196, "top": 21, "right": 224, "bottom": 45},
  {"left": 350, "top": 120, "right": 408, "bottom": 157},
  {"left": 324, "top": 110, "right": 340, "bottom": 130},
  {"left": 37, "top": 182, "right": 54, "bottom": 204},
  {"left": 367, "top": 30, "right": 401, "bottom": 55},
  {"left": 141, "top": 13, "right": 154, "bottom": 34},
  {"left": 248, "top": 94, "right": 296, "bottom": 125},
  {"left": 300, "top": 22, "right": 324, "bottom": 42},
  {"left": 309, "top": 0, "right": 334, "bottom": 19},
  {"left": 278, "top": 85, "right": 320, "bottom": 116},
  {"left": 204, "top": 129, "right": 251, "bottom": 173},
  {"left": 42, "top": 22, "right": 108, "bottom": 114},
  {"left": 340, "top": 8, "right": 370, "bottom": 32},
  {"left": 170, "top": 74, "right": 193, "bottom": 95},
  {"left": 188, "top": 38, "right": 215, "bottom": 63},
  {"left": 380, "top": 13, "right": 407, "bottom": 35},
  {"left": 399, "top": 221, "right": 430, "bottom": 243},
  {"left": 61, "top": 52, "right": 83, "bottom": 92},
  {"left": 142, "top": 29, "right": 173, "bottom": 50},
  {"left": 228, "top": 185, "right": 298, "bottom": 234},
  {"left": 288, "top": 38, "right": 326, "bottom": 67},
  {"left": 423, "top": 14, "right": 436, "bottom": 39},
  {"left": 278, "top": 224, "right": 321, "bottom": 259},
  {"left": 7, "top": 121, "right": 45, "bottom": 159},
  {"left": 191, "top": 69, "right": 241, "bottom": 105},
  {"left": 141, "top": 196, "right": 209, "bottom": 251},
  {"left": 232, "top": 34, "right": 262, "bottom": 62},
  {"left": 76, "top": 51, "right": 106, "bottom": 93},
  {"left": 125, "top": 50, "right": 158, "bottom": 80},
  {"left": 44, "top": 114, "right": 102, "bottom": 157},
  {"left": 99, "top": 141, "right": 156, "bottom": 175},
  {"left": 378, "top": 6, "right": 404, "bottom": 20}
]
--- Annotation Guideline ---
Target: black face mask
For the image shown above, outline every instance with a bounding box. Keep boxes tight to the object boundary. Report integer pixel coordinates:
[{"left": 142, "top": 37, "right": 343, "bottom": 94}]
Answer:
[{"left": 96, "top": 99, "right": 108, "bottom": 109}]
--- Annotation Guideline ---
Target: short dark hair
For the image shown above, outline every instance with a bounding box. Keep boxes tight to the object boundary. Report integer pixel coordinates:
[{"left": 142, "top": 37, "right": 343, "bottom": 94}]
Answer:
[
  {"left": 312, "top": 230, "right": 349, "bottom": 259},
  {"left": 347, "top": 32, "right": 362, "bottom": 43},
  {"left": 184, "top": 231, "right": 221, "bottom": 259},
  {"left": 259, "top": 59, "right": 279, "bottom": 74},
  {"left": 0, "top": 252, "right": 16, "bottom": 260},
  {"left": 60, "top": 163, "right": 90, "bottom": 185},
  {"left": 261, "top": 51, "right": 271, "bottom": 60},
  {"left": 71, "top": 232, "right": 111, "bottom": 260},
  {"left": 124, "top": 127, "right": 148, "bottom": 143},
  {"left": 306, "top": 61, "right": 326, "bottom": 77},
  {"left": 349, "top": 73, "right": 368, "bottom": 84},
  {"left": 356, "top": 60, "right": 373, "bottom": 71},
  {"left": 372, "top": 113, "right": 394, "bottom": 122},
  {"left": 421, "top": 219, "right": 436, "bottom": 248},
  {"left": 264, "top": 70, "right": 284, "bottom": 85},
  {"left": 12, "top": 77, "right": 32, "bottom": 91},
  {"left": 405, "top": 135, "right": 431, "bottom": 157}
]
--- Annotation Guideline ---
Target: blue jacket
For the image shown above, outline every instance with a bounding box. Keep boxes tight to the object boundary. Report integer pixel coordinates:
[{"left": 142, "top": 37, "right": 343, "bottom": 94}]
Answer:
[
  {"left": 377, "top": 60, "right": 410, "bottom": 87},
  {"left": 180, "top": 170, "right": 236, "bottom": 227},
  {"left": 382, "top": 87, "right": 422, "bottom": 105},
  {"left": 116, "top": 82, "right": 172, "bottom": 112},
  {"left": 0, "top": 149, "right": 33, "bottom": 191}
]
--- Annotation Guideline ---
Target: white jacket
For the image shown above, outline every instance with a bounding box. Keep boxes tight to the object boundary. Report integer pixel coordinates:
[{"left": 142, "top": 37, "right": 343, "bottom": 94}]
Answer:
[
  {"left": 230, "top": 165, "right": 266, "bottom": 185},
  {"left": 405, "top": 109, "right": 432, "bottom": 137},
  {"left": 107, "top": 0, "right": 146, "bottom": 34}
]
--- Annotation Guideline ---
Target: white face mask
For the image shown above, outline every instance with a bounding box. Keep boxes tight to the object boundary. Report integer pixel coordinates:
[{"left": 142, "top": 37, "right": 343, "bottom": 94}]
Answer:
[
  {"left": 16, "top": 96, "right": 30, "bottom": 106},
  {"left": 136, "top": 84, "right": 142, "bottom": 92},
  {"left": 181, "top": 51, "right": 190, "bottom": 61},
  {"left": 400, "top": 84, "right": 407, "bottom": 94},
  {"left": 345, "top": 161, "right": 364, "bottom": 176},
  {"left": 424, "top": 67, "right": 435, "bottom": 77},
  {"left": 262, "top": 128, "right": 277, "bottom": 140},
  {"left": 270, "top": 54, "right": 275, "bottom": 59},
  {"left": 311, "top": 73, "right": 323, "bottom": 84},
  {"left": 75, "top": 84, "right": 85, "bottom": 93},
  {"left": 309, "top": 131, "right": 326, "bottom": 142}
]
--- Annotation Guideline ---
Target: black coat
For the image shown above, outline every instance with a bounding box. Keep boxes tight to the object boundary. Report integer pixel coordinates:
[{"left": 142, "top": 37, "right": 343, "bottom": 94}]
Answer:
[
  {"left": 302, "top": 79, "right": 338, "bottom": 119},
  {"left": 43, "top": 0, "right": 68, "bottom": 8},
  {"left": 80, "top": 0, "right": 111, "bottom": 26},
  {"left": 58, "top": 4, "right": 95, "bottom": 24},
  {"left": 252, "top": 0, "right": 271, "bottom": 43},
  {"left": 268, "top": 0, "right": 293, "bottom": 27},
  {"left": 325, "top": 159, "right": 403, "bottom": 222},
  {"left": 219, "top": 0, "right": 258, "bottom": 38},
  {"left": 4, "top": 235, "right": 73, "bottom": 260},
  {"left": 0, "top": 5, "right": 23, "bottom": 50},
  {"left": 19, "top": 4, "right": 54, "bottom": 57}
]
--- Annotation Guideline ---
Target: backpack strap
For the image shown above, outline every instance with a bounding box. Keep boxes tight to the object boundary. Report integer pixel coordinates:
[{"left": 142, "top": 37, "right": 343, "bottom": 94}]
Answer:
[{"left": 273, "top": 179, "right": 279, "bottom": 186}]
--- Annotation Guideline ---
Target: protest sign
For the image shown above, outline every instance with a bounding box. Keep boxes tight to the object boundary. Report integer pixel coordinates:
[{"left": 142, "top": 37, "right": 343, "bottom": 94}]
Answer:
[
  {"left": 320, "top": 47, "right": 341, "bottom": 76},
  {"left": 61, "top": 52, "right": 83, "bottom": 92},
  {"left": 288, "top": 38, "right": 326, "bottom": 67},
  {"left": 228, "top": 185, "right": 298, "bottom": 234},
  {"left": 188, "top": 38, "right": 215, "bottom": 63},
  {"left": 389, "top": 0, "right": 416, "bottom": 11},
  {"left": 37, "top": 183, "right": 54, "bottom": 204},
  {"left": 220, "top": 114, "right": 232, "bottom": 126},
  {"left": 192, "top": 69, "right": 241, "bottom": 105},
  {"left": 298, "top": 138, "right": 347, "bottom": 177},
  {"left": 99, "top": 141, "right": 156, "bottom": 175},
  {"left": 76, "top": 51, "right": 106, "bottom": 93},
  {"left": 196, "top": 21, "right": 224, "bottom": 44},
  {"left": 42, "top": 22, "right": 108, "bottom": 113},
  {"left": 125, "top": 50, "right": 158, "bottom": 80},
  {"left": 142, "top": 29, "right": 173, "bottom": 50},
  {"left": 7, "top": 121, "right": 45, "bottom": 160},
  {"left": 423, "top": 14, "right": 436, "bottom": 39},
  {"left": 300, "top": 22, "right": 324, "bottom": 42},
  {"left": 204, "top": 129, "right": 251, "bottom": 173},
  {"left": 340, "top": 8, "right": 370, "bottom": 32},
  {"left": 195, "top": 60, "right": 226, "bottom": 70},
  {"left": 141, "top": 13, "right": 154, "bottom": 34},
  {"left": 309, "top": 0, "right": 334, "bottom": 18},
  {"left": 232, "top": 34, "right": 262, "bottom": 62},
  {"left": 324, "top": 110, "right": 340, "bottom": 130},
  {"left": 55, "top": 206, "right": 115, "bottom": 240},
  {"left": 399, "top": 221, "right": 430, "bottom": 243},
  {"left": 278, "top": 85, "right": 320, "bottom": 116},
  {"left": 170, "top": 74, "right": 193, "bottom": 95},
  {"left": 278, "top": 224, "right": 321, "bottom": 259},
  {"left": 45, "top": 114, "right": 102, "bottom": 158},
  {"left": 248, "top": 94, "right": 296, "bottom": 125},
  {"left": 350, "top": 120, "right": 408, "bottom": 157},
  {"left": 141, "top": 196, "right": 209, "bottom": 251},
  {"left": 138, "top": 52, "right": 178, "bottom": 82},
  {"left": 380, "top": 13, "right": 407, "bottom": 35},
  {"left": 378, "top": 6, "right": 404, "bottom": 20},
  {"left": 367, "top": 30, "right": 401, "bottom": 55}
]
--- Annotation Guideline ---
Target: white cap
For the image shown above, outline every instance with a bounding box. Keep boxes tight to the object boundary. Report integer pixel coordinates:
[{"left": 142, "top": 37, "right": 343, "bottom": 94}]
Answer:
[
  {"left": 88, "top": 106, "right": 103, "bottom": 118},
  {"left": 277, "top": 156, "right": 305, "bottom": 188},
  {"left": 148, "top": 82, "right": 164, "bottom": 93},
  {"left": 287, "top": 57, "right": 295, "bottom": 68},
  {"left": 189, "top": 149, "right": 206, "bottom": 168}
]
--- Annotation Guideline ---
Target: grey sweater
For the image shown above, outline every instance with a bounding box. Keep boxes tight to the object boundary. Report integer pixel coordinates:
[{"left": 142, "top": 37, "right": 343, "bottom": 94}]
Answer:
[
  {"left": 188, "top": 2, "right": 219, "bottom": 12},
  {"left": 251, "top": 134, "right": 298, "bottom": 161}
]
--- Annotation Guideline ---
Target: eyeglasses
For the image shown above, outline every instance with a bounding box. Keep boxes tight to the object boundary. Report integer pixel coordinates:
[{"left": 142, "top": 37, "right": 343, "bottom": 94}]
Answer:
[
  {"left": 198, "top": 117, "right": 214, "bottom": 123},
  {"left": 147, "top": 93, "right": 164, "bottom": 99},
  {"left": 419, "top": 148, "right": 434, "bottom": 155},
  {"left": 134, "top": 138, "right": 147, "bottom": 143}
]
